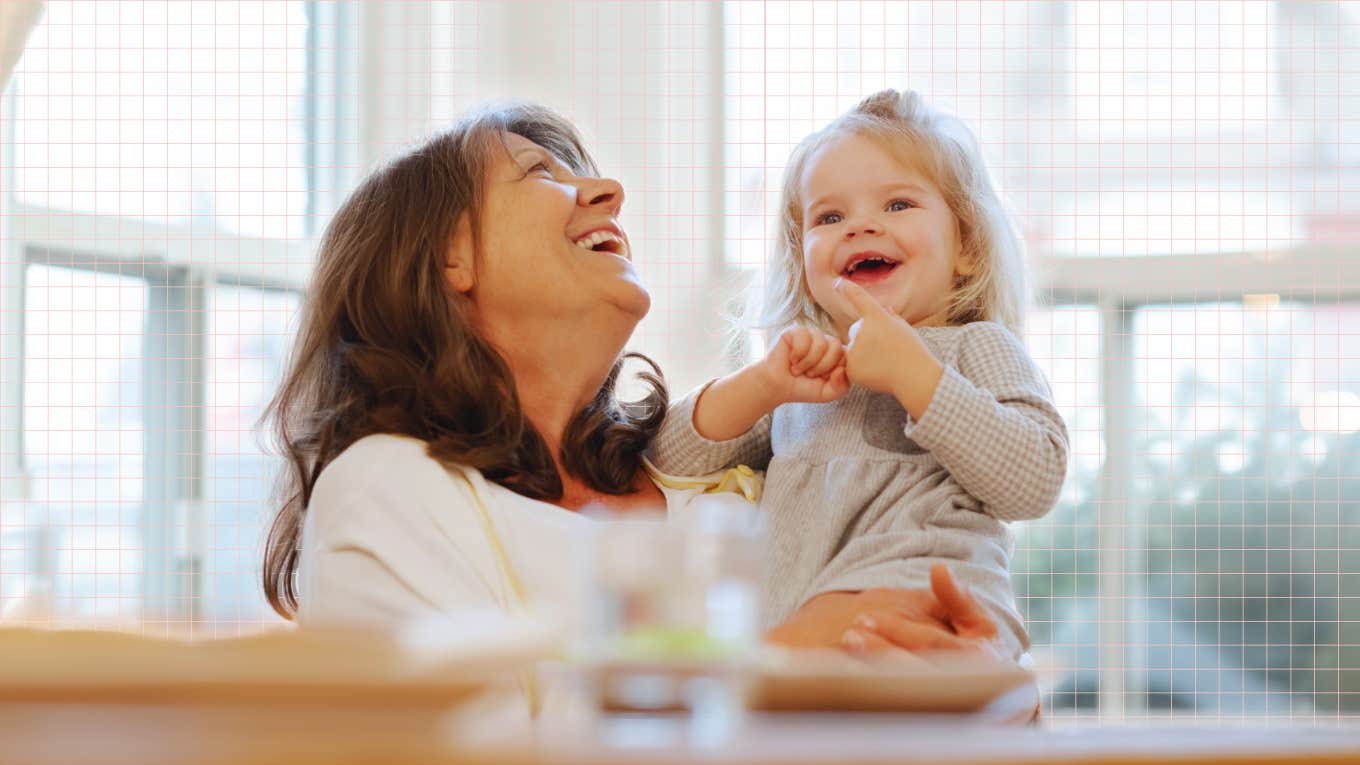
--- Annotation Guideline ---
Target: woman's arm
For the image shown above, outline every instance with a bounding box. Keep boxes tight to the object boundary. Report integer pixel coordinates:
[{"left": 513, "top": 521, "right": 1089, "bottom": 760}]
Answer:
[{"left": 766, "top": 563, "right": 1006, "bottom": 659}]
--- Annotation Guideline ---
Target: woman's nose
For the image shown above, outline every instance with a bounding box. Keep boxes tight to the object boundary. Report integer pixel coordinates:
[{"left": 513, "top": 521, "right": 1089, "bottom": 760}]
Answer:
[{"left": 577, "top": 175, "right": 625, "bottom": 213}]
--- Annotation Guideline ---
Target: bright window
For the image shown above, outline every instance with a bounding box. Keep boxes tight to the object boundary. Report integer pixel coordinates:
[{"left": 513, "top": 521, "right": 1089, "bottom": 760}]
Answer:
[
  {"left": 11, "top": 1, "right": 309, "bottom": 239},
  {"left": 19, "top": 263, "right": 147, "bottom": 622}
]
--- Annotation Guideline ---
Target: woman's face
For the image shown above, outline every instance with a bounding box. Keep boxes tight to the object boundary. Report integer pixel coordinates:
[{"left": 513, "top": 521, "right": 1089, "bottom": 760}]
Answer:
[{"left": 449, "top": 132, "right": 649, "bottom": 334}]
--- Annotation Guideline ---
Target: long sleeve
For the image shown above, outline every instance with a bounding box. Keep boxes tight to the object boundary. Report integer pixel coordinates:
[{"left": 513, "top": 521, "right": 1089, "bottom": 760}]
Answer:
[
  {"left": 906, "top": 321, "right": 1070, "bottom": 522},
  {"left": 647, "top": 380, "right": 775, "bottom": 474}
]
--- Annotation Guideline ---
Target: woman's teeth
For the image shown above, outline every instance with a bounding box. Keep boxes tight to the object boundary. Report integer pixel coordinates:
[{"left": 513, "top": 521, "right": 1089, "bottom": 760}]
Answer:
[{"left": 573, "top": 230, "right": 627, "bottom": 257}]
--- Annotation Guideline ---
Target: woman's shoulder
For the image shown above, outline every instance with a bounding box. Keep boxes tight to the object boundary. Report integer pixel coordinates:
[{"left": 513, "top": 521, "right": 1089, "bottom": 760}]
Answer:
[
  {"left": 311, "top": 434, "right": 475, "bottom": 517},
  {"left": 316, "top": 434, "right": 697, "bottom": 523},
  {"left": 312, "top": 433, "right": 590, "bottom": 526},
  {"left": 320, "top": 433, "right": 474, "bottom": 482},
  {"left": 327, "top": 432, "right": 434, "bottom": 466}
]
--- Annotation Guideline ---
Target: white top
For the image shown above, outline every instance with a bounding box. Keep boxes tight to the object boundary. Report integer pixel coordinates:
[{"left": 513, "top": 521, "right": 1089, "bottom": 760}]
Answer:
[{"left": 296, "top": 433, "right": 708, "bottom": 639}]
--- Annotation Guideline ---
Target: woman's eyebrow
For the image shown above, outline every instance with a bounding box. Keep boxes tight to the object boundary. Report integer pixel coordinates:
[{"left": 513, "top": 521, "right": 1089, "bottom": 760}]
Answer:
[{"left": 512, "top": 147, "right": 554, "bottom": 165}]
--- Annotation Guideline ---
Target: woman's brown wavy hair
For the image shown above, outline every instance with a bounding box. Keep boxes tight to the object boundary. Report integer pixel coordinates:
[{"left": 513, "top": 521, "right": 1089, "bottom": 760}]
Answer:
[{"left": 261, "top": 102, "right": 667, "bottom": 618}]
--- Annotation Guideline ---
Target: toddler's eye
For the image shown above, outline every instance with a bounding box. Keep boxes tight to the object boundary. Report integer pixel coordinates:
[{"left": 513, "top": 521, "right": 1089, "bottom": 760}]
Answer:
[
  {"left": 815, "top": 212, "right": 842, "bottom": 226},
  {"left": 888, "top": 199, "right": 914, "bottom": 212}
]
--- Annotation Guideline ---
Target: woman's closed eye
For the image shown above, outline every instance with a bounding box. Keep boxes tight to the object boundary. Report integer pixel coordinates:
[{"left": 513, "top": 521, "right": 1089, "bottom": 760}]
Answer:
[{"left": 524, "top": 160, "right": 553, "bottom": 178}]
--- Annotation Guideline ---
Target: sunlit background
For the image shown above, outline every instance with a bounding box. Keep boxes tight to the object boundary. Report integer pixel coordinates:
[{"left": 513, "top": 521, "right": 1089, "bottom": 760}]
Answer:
[{"left": 0, "top": 0, "right": 1357, "bottom": 721}]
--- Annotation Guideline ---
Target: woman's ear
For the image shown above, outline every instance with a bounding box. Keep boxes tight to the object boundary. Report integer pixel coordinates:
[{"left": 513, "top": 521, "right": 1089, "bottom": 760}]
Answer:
[{"left": 444, "top": 213, "right": 476, "bottom": 294}]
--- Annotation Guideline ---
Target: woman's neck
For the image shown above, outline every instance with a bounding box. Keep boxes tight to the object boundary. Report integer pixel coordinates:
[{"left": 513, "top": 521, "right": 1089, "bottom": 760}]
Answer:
[
  {"left": 513, "top": 350, "right": 665, "bottom": 513},
  {"left": 516, "top": 367, "right": 658, "bottom": 512},
  {"left": 482, "top": 315, "right": 626, "bottom": 468}
]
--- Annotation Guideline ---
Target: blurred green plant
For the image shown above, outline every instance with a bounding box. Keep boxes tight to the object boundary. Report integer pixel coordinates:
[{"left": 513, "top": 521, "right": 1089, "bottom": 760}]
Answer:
[{"left": 1014, "top": 312, "right": 1359, "bottom": 714}]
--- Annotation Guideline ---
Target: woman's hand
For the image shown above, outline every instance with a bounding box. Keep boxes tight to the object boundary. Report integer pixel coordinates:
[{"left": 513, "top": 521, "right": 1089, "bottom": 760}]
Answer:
[
  {"left": 766, "top": 563, "right": 1006, "bottom": 660},
  {"left": 765, "top": 585, "right": 949, "bottom": 650},
  {"left": 840, "top": 563, "right": 1007, "bottom": 661},
  {"left": 755, "top": 325, "right": 850, "bottom": 406}
]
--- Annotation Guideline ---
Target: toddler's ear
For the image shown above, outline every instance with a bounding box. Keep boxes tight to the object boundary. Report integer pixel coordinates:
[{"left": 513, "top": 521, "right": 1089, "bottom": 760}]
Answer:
[
  {"left": 445, "top": 213, "right": 476, "bottom": 294},
  {"left": 954, "top": 249, "right": 980, "bottom": 279}
]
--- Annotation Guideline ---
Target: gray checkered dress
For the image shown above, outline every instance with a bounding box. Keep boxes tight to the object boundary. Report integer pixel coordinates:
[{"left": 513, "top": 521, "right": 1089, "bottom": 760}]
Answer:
[{"left": 648, "top": 320, "right": 1070, "bottom": 659}]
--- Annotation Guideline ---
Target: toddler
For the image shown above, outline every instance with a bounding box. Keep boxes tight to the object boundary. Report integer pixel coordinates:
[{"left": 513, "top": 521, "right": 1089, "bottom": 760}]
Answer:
[{"left": 649, "top": 89, "right": 1069, "bottom": 660}]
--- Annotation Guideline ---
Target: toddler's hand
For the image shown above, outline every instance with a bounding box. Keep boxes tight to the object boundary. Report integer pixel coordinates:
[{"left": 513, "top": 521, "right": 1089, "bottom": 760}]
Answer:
[
  {"left": 833, "top": 278, "right": 922, "bottom": 396},
  {"left": 758, "top": 325, "right": 849, "bottom": 405}
]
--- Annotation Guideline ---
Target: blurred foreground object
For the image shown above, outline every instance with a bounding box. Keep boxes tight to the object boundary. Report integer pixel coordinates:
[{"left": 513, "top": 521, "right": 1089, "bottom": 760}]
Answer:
[
  {"left": 753, "top": 647, "right": 1037, "bottom": 717},
  {"left": 0, "top": 612, "right": 554, "bottom": 707},
  {"left": 585, "top": 498, "right": 765, "bottom": 725},
  {"left": 0, "top": 1, "right": 42, "bottom": 89}
]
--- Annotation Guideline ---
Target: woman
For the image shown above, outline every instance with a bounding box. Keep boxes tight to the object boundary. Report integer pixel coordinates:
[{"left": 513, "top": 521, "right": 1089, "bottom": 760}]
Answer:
[{"left": 261, "top": 102, "right": 1003, "bottom": 686}]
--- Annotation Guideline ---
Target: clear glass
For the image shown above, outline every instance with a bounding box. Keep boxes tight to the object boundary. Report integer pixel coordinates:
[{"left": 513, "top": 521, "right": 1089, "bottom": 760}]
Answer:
[{"left": 583, "top": 495, "right": 766, "bottom": 738}]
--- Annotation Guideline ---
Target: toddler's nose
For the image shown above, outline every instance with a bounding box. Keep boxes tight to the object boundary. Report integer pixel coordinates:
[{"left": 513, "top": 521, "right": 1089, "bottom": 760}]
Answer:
[{"left": 844, "top": 217, "right": 881, "bottom": 238}]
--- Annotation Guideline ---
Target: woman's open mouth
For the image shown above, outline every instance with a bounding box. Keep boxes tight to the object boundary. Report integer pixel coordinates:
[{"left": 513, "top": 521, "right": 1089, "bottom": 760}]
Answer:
[
  {"left": 573, "top": 230, "right": 630, "bottom": 260},
  {"left": 841, "top": 253, "right": 901, "bottom": 283}
]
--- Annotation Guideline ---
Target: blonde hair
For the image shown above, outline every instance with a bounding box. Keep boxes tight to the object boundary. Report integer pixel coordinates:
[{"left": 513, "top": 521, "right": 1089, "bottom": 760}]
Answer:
[{"left": 759, "top": 89, "right": 1028, "bottom": 338}]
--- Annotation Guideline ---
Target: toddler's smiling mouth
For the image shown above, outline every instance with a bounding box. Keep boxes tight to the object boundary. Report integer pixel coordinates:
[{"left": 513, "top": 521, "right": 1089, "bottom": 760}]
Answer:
[{"left": 841, "top": 252, "right": 901, "bottom": 282}]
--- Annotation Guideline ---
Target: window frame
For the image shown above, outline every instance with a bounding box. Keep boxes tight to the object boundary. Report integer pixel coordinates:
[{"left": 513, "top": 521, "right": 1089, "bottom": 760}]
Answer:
[
  {"left": 1036, "top": 250, "right": 1360, "bottom": 717},
  {"left": 0, "top": 0, "right": 331, "bottom": 626}
]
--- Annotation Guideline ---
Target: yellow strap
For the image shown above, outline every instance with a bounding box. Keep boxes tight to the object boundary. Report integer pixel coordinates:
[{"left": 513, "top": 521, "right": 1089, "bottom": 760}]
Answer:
[
  {"left": 641, "top": 457, "right": 763, "bottom": 504},
  {"left": 454, "top": 470, "right": 540, "bottom": 717}
]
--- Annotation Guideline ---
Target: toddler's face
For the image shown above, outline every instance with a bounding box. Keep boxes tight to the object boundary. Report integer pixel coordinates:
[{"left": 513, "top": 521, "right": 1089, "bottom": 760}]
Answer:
[{"left": 799, "top": 132, "right": 971, "bottom": 335}]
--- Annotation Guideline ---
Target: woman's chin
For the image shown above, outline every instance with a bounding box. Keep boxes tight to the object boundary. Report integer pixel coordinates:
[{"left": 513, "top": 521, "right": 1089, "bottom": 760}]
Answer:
[{"left": 611, "top": 278, "right": 652, "bottom": 321}]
